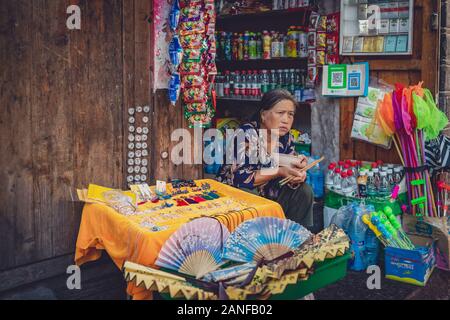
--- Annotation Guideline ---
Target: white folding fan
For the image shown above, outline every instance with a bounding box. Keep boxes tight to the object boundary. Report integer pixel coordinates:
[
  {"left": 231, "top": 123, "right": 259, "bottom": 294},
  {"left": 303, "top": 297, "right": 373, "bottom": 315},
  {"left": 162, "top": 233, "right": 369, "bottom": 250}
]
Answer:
[
  {"left": 155, "top": 218, "right": 230, "bottom": 279},
  {"left": 223, "top": 217, "right": 312, "bottom": 263}
]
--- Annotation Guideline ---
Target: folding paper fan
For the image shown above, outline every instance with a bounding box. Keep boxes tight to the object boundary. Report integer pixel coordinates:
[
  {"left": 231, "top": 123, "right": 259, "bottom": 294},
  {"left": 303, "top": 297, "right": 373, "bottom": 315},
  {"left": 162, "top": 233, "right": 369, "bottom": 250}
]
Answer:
[
  {"left": 223, "top": 217, "right": 312, "bottom": 263},
  {"left": 155, "top": 218, "right": 230, "bottom": 279}
]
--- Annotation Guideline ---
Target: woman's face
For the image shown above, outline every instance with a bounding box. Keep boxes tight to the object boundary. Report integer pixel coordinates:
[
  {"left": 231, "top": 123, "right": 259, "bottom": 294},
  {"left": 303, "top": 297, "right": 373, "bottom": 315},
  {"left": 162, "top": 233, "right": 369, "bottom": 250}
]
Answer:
[{"left": 260, "top": 99, "right": 296, "bottom": 136}]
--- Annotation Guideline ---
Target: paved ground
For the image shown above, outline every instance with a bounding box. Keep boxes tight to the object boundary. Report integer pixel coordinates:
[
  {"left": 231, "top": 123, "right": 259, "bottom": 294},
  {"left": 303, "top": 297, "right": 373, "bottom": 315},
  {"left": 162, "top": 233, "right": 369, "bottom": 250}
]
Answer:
[{"left": 310, "top": 201, "right": 449, "bottom": 300}]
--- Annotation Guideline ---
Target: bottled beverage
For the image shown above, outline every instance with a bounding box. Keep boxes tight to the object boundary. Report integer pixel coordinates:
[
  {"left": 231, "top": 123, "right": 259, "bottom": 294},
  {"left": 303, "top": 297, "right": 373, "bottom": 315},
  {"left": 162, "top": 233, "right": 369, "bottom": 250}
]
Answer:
[
  {"left": 333, "top": 168, "right": 342, "bottom": 191},
  {"left": 269, "top": 69, "right": 277, "bottom": 91},
  {"left": 232, "top": 33, "right": 239, "bottom": 61},
  {"left": 238, "top": 34, "right": 244, "bottom": 60},
  {"left": 220, "top": 32, "right": 227, "bottom": 61},
  {"left": 325, "top": 163, "right": 335, "bottom": 189},
  {"left": 379, "top": 171, "right": 389, "bottom": 197},
  {"left": 256, "top": 33, "right": 263, "bottom": 59},
  {"left": 387, "top": 168, "right": 395, "bottom": 191},
  {"left": 347, "top": 169, "right": 358, "bottom": 194},
  {"left": 234, "top": 71, "right": 241, "bottom": 96},
  {"left": 338, "top": 160, "right": 344, "bottom": 170},
  {"left": 253, "top": 70, "right": 261, "bottom": 97},
  {"left": 225, "top": 32, "right": 232, "bottom": 61},
  {"left": 289, "top": 0, "right": 298, "bottom": 8},
  {"left": 249, "top": 33, "right": 257, "bottom": 60},
  {"left": 341, "top": 172, "right": 352, "bottom": 196},
  {"left": 229, "top": 71, "right": 235, "bottom": 96},
  {"left": 298, "top": 27, "right": 308, "bottom": 58},
  {"left": 262, "top": 31, "right": 271, "bottom": 60},
  {"left": 260, "top": 70, "right": 270, "bottom": 94},
  {"left": 271, "top": 32, "right": 280, "bottom": 58},
  {"left": 357, "top": 170, "right": 368, "bottom": 197},
  {"left": 223, "top": 71, "right": 231, "bottom": 96},
  {"left": 216, "top": 73, "right": 224, "bottom": 97},
  {"left": 348, "top": 206, "right": 368, "bottom": 271},
  {"left": 287, "top": 27, "right": 297, "bottom": 58},
  {"left": 373, "top": 168, "right": 381, "bottom": 191},
  {"left": 289, "top": 69, "right": 296, "bottom": 94},
  {"left": 279, "top": 34, "right": 285, "bottom": 57},
  {"left": 367, "top": 171, "right": 377, "bottom": 197},
  {"left": 365, "top": 230, "right": 380, "bottom": 266},
  {"left": 246, "top": 70, "right": 252, "bottom": 97},
  {"left": 393, "top": 167, "right": 403, "bottom": 185},
  {"left": 277, "top": 70, "right": 284, "bottom": 89},
  {"left": 243, "top": 32, "right": 250, "bottom": 60},
  {"left": 310, "top": 159, "right": 324, "bottom": 199}
]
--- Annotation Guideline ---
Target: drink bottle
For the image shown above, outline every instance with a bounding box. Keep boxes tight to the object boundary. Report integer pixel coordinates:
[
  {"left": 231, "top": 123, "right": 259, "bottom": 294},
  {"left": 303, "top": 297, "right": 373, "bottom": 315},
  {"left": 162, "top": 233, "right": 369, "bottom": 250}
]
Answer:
[
  {"left": 348, "top": 206, "right": 368, "bottom": 271},
  {"left": 325, "top": 163, "right": 335, "bottom": 189},
  {"left": 333, "top": 168, "right": 342, "bottom": 191},
  {"left": 225, "top": 32, "right": 232, "bottom": 61},
  {"left": 379, "top": 171, "right": 389, "bottom": 197},
  {"left": 367, "top": 171, "right": 377, "bottom": 197},
  {"left": 365, "top": 230, "right": 380, "bottom": 266},
  {"left": 234, "top": 71, "right": 241, "bottom": 97},
  {"left": 373, "top": 168, "right": 381, "bottom": 191},
  {"left": 243, "top": 32, "right": 250, "bottom": 60},
  {"left": 256, "top": 33, "right": 263, "bottom": 59},
  {"left": 249, "top": 33, "right": 257, "bottom": 60},
  {"left": 261, "top": 70, "right": 270, "bottom": 95},
  {"left": 263, "top": 31, "right": 272, "bottom": 60},
  {"left": 347, "top": 169, "right": 358, "bottom": 194},
  {"left": 310, "top": 159, "right": 324, "bottom": 199},
  {"left": 223, "top": 71, "right": 230, "bottom": 96},
  {"left": 238, "top": 34, "right": 244, "bottom": 60}
]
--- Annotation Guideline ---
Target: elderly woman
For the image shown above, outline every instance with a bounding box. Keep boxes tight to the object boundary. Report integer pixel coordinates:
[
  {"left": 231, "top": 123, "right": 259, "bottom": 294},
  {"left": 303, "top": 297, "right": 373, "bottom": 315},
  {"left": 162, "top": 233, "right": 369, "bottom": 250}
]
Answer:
[{"left": 217, "top": 89, "right": 314, "bottom": 227}]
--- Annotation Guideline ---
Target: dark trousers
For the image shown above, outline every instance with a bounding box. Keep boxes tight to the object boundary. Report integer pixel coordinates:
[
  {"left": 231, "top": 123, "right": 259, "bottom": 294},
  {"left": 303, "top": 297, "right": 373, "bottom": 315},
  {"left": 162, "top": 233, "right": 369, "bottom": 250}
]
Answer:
[{"left": 276, "top": 183, "right": 314, "bottom": 228}]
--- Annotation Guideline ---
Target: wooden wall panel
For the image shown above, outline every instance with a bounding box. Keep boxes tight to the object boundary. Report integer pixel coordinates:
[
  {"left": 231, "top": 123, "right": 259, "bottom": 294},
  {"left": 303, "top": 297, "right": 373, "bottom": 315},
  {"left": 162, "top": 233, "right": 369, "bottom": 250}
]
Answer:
[
  {"left": 0, "top": 0, "right": 125, "bottom": 271},
  {"left": 0, "top": 1, "right": 34, "bottom": 270},
  {"left": 339, "top": 0, "right": 439, "bottom": 164}
]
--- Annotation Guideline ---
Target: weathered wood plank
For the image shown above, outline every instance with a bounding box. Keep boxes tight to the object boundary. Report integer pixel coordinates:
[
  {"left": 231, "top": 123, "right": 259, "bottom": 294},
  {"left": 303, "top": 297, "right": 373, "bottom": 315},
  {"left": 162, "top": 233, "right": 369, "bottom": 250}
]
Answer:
[{"left": 0, "top": 0, "right": 34, "bottom": 270}]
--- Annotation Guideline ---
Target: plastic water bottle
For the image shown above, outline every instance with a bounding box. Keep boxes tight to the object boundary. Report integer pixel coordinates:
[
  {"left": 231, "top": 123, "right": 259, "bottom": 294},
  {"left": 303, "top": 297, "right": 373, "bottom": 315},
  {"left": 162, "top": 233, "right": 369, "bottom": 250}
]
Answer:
[
  {"left": 348, "top": 206, "right": 368, "bottom": 271},
  {"left": 394, "top": 167, "right": 403, "bottom": 185},
  {"left": 347, "top": 169, "right": 358, "bottom": 194},
  {"left": 365, "top": 230, "right": 380, "bottom": 266},
  {"left": 379, "top": 171, "right": 389, "bottom": 197},
  {"left": 333, "top": 168, "right": 342, "bottom": 191},
  {"left": 373, "top": 168, "right": 381, "bottom": 192},
  {"left": 341, "top": 172, "right": 353, "bottom": 196},
  {"left": 367, "top": 171, "right": 377, "bottom": 197},
  {"left": 325, "top": 163, "right": 336, "bottom": 189},
  {"left": 387, "top": 168, "right": 395, "bottom": 191},
  {"left": 310, "top": 159, "right": 324, "bottom": 199}
]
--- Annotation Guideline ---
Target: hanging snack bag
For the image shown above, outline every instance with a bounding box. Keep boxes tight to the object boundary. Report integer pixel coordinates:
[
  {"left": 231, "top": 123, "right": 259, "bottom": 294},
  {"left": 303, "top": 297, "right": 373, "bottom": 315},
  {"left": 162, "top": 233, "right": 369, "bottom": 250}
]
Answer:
[
  {"left": 183, "top": 86, "right": 208, "bottom": 103},
  {"left": 179, "top": 61, "right": 202, "bottom": 75},
  {"left": 183, "top": 47, "right": 204, "bottom": 63},
  {"left": 306, "top": 65, "right": 317, "bottom": 88},
  {"left": 179, "top": 0, "right": 203, "bottom": 8},
  {"left": 170, "top": 0, "right": 181, "bottom": 31},
  {"left": 185, "top": 102, "right": 208, "bottom": 114},
  {"left": 308, "top": 31, "right": 317, "bottom": 49},
  {"left": 169, "top": 73, "right": 181, "bottom": 106},
  {"left": 316, "top": 50, "right": 325, "bottom": 65},
  {"left": 169, "top": 35, "right": 183, "bottom": 68},
  {"left": 309, "top": 12, "right": 320, "bottom": 30},
  {"left": 317, "top": 32, "right": 327, "bottom": 49},
  {"left": 180, "top": 33, "right": 205, "bottom": 49},
  {"left": 180, "top": 5, "right": 203, "bottom": 22},
  {"left": 187, "top": 112, "right": 213, "bottom": 129},
  {"left": 317, "top": 15, "right": 328, "bottom": 32},
  {"left": 327, "top": 13, "right": 340, "bottom": 33},
  {"left": 308, "top": 49, "right": 317, "bottom": 65},
  {"left": 179, "top": 20, "right": 206, "bottom": 36},
  {"left": 182, "top": 74, "right": 205, "bottom": 88}
]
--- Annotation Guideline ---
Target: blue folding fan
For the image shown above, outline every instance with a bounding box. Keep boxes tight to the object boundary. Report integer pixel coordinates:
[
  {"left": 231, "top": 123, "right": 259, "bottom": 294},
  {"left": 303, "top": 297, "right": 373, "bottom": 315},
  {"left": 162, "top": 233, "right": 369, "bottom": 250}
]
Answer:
[
  {"left": 223, "top": 217, "right": 312, "bottom": 263},
  {"left": 155, "top": 218, "right": 230, "bottom": 279}
]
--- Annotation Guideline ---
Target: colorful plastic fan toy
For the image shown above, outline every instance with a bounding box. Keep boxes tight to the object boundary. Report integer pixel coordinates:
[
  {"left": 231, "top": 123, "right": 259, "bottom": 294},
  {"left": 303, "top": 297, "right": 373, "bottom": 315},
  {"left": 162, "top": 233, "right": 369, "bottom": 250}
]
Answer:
[
  {"left": 155, "top": 218, "right": 230, "bottom": 279},
  {"left": 223, "top": 217, "right": 312, "bottom": 263}
]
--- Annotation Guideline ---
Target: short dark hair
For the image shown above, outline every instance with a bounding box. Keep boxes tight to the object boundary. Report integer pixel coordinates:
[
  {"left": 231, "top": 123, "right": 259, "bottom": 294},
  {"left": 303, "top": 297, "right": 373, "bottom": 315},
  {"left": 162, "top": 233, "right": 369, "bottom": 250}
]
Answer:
[{"left": 252, "top": 89, "right": 298, "bottom": 123}]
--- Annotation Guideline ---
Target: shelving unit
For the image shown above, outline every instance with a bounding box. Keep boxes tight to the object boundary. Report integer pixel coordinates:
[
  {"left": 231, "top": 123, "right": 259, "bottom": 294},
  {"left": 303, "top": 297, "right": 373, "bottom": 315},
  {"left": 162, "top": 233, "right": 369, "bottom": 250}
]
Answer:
[{"left": 215, "top": 7, "right": 314, "bottom": 131}]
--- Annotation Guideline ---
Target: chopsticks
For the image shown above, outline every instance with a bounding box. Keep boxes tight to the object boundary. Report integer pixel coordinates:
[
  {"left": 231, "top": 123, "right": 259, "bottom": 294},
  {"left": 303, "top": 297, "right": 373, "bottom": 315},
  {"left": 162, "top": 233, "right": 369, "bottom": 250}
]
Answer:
[{"left": 279, "top": 156, "right": 325, "bottom": 187}]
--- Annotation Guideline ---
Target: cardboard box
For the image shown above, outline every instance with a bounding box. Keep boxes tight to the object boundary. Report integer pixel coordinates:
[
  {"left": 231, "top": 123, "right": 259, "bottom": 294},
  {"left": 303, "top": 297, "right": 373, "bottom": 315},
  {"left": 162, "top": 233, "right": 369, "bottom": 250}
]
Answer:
[
  {"left": 378, "top": 19, "right": 390, "bottom": 34},
  {"left": 403, "top": 215, "right": 450, "bottom": 271},
  {"left": 385, "top": 235, "right": 436, "bottom": 286},
  {"left": 398, "top": 18, "right": 409, "bottom": 33}
]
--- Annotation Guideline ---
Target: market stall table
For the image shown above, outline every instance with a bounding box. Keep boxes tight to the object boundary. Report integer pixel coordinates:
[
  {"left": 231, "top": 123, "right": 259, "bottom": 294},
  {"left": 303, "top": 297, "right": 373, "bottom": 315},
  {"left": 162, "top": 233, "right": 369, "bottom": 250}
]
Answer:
[{"left": 75, "top": 179, "right": 285, "bottom": 299}]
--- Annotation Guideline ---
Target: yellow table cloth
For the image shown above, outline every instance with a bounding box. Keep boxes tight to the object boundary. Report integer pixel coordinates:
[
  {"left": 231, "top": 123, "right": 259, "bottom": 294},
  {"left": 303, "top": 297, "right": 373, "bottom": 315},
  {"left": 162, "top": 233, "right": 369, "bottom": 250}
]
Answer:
[{"left": 75, "top": 179, "right": 285, "bottom": 299}]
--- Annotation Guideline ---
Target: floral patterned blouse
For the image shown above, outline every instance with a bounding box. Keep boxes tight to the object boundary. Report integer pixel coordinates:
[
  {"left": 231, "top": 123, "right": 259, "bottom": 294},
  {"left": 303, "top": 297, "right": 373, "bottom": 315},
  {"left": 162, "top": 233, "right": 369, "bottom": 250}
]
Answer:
[{"left": 216, "top": 121, "right": 297, "bottom": 200}]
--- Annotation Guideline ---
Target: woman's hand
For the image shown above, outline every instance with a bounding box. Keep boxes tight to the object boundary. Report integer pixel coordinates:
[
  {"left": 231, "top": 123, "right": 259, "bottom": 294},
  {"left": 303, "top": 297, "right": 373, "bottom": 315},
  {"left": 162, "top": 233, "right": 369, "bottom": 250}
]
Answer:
[
  {"left": 291, "top": 155, "right": 308, "bottom": 170},
  {"left": 278, "top": 167, "right": 307, "bottom": 184}
]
